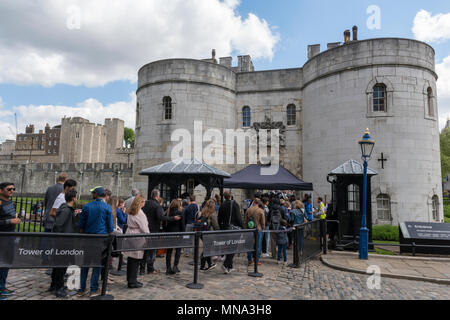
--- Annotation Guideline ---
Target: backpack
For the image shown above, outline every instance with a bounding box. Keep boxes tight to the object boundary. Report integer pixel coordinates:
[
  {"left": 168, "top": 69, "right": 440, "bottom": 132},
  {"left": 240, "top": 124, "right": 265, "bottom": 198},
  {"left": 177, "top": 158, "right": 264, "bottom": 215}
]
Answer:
[
  {"left": 247, "top": 214, "right": 256, "bottom": 229},
  {"left": 270, "top": 209, "right": 282, "bottom": 230},
  {"left": 194, "top": 215, "right": 208, "bottom": 231},
  {"left": 291, "top": 208, "right": 305, "bottom": 225}
]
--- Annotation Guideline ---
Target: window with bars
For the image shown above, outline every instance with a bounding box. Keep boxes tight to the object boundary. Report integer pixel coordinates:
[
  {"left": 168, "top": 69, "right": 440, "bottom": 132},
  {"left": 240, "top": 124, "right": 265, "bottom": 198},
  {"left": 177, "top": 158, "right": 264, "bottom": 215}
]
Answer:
[
  {"left": 376, "top": 194, "right": 391, "bottom": 221},
  {"left": 163, "top": 96, "right": 172, "bottom": 120},
  {"left": 347, "top": 184, "right": 360, "bottom": 211},
  {"left": 432, "top": 195, "right": 439, "bottom": 221},
  {"left": 373, "top": 84, "right": 387, "bottom": 112},
  {"left": 242, "top": 106, "right": 251, "bottom": 127},
  {"left": 427, "top": 87, "right": 434, "bottom": 117},
  {"left": 287, "top": 104, "right": 296, "bottom": 126}
]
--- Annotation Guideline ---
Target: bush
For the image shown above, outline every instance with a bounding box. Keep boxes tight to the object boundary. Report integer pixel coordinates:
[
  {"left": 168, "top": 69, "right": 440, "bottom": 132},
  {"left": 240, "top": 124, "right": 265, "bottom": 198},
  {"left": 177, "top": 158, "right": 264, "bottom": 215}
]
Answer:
[
  {"left": 372, "top": 225, "right": 399, "bottom": 241},
  {"left": 444, "top": 202, "right": 450, "bottom": 219}
]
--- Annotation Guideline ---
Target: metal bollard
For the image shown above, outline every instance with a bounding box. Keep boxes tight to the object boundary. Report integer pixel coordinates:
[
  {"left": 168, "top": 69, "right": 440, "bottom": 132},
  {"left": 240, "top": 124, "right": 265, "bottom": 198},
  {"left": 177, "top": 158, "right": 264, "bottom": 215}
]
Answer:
[
  {"left": 288, "top": 226, "right": 300, "bottom": 268},
  {"left": 186, "top": 232, "right": 204, "bottom": 289},
  {"left": 248, "top": 229, "right": 263, "bottom": 278},
  {"left": 323, "top": 219, "right": 327, "bottom": 255}
]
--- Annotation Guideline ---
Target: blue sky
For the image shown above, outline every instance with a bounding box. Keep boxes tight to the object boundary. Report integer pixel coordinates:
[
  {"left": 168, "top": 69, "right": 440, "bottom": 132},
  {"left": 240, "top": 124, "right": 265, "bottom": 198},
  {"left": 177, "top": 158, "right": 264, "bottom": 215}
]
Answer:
[{"left": 1, "top": 0, "right": 450, "bottom": 142}]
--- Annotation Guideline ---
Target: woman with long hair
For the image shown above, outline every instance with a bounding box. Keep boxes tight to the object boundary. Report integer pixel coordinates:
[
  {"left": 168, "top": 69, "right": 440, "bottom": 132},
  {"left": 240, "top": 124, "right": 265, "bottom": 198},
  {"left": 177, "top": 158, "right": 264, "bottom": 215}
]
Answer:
[
  {"left": 123, "top": 195, "right": 149, "bottom": 289},
  {"left": 199, "top": 199, "right": 220, "bottom": 271},
  {"left": 164, "top": 198, "right": 185, "bottom": 274}
]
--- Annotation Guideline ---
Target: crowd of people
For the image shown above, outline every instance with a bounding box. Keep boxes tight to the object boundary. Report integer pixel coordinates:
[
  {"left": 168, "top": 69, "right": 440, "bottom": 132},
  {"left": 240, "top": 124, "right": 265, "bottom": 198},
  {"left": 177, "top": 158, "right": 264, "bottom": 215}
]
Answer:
[{"left": 0, "top": 175, "right": 328, "bottom": 300}]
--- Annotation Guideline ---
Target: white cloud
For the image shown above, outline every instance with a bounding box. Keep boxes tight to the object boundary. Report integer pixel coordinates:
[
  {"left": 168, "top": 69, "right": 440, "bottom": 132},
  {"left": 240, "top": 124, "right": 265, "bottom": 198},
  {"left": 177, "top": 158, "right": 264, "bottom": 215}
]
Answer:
[
  {"left": 412, "top": 10, "right": 450, "bottom": 42},
  {"left": 0, "top": 0, "right": 279, "bottom": 87},
  {"left": 0, "top": 93, "right": 136, "bottom": 142},
  {"left": 437, "top": 56, "right": 450, "bottom": 130}
]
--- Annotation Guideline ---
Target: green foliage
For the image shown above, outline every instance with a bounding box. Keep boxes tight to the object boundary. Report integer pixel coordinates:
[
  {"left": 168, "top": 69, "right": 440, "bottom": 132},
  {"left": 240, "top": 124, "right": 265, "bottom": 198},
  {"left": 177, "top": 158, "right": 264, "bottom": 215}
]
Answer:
[
  {"left": 124, "top": 127, "right": 135, "bottom": 148},
  {"left": 440, "top": 128, "right": 450, "bottom": 179},
  {"left": 372, "top": 225, "right": 399, "bottom": 241}
]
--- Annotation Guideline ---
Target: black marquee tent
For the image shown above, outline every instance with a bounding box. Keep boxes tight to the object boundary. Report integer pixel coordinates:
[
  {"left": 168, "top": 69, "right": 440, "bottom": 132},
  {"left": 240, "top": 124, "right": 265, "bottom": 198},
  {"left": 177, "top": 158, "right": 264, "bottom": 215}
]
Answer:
[{"left": 222, "top": 164, "right": 313, "bottom": 191}]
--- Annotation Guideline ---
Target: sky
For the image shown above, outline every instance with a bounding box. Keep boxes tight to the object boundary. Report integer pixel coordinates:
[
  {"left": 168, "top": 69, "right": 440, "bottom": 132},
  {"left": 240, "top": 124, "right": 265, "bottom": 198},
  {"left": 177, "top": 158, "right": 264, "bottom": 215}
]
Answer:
[{"left": 1, "top": 0, "right": 450, "bottom": 142}]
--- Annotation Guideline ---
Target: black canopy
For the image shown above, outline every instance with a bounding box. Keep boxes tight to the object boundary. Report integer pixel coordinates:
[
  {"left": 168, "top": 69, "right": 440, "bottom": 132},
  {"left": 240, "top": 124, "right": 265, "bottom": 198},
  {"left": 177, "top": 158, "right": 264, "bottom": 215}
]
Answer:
[{"left": 222, "top": 164, "right": 313, "bottom": 191}]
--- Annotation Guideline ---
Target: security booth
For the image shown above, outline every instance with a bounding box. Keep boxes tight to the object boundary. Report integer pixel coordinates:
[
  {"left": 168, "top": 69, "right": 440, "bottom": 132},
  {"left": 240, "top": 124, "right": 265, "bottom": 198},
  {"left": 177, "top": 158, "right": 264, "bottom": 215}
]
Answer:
[
  {"left": 327, "top": 159, "right": 377, "bottom": 250},
  {"left": 139, "top": 158, "right": 231, "bottom": 204}
]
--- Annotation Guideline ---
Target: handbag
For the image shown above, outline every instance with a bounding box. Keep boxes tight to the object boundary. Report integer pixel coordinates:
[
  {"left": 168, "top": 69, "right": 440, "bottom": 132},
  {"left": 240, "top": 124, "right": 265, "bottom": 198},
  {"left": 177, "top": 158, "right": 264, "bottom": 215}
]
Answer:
[{"left": 227, "top": 200, "right": 241, "bottom": 230}]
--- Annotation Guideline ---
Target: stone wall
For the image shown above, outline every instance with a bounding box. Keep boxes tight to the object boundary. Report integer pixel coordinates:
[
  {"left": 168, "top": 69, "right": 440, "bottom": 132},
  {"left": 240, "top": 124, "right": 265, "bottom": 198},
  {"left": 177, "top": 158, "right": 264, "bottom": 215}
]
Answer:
[
  {"left": 302, "top": 38, "right": 443, "bottom": 224},
  {"left": 0, "top": 163, "right": 133, "bottom": 199}
]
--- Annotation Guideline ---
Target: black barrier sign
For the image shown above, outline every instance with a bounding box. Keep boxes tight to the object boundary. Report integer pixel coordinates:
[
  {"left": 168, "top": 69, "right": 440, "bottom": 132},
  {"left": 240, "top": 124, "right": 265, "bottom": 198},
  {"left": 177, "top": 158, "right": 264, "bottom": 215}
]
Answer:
[
  {"left": 400, "top": 221, "right": 450, "bottom": 240},
  {"left": 202, "top": 231, "right": 254, "bottom": 257},
  {"left": 0, "top": 234, "right": 106, "bottom": 268},
  {"left": 116, "top": 233, "right": 195, "bottom": 252}
]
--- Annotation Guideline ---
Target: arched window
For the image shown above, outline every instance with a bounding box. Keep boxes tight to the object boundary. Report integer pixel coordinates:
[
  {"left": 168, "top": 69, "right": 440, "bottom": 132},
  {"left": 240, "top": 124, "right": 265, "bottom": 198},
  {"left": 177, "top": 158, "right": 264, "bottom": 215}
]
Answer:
[
  {"left": 373, "top": 84, "right": 387, "bottom": 112},
  {"left": 348, "top": 184, "right": 360, "bottom": 211},
  {"left": 242, "top": 106, "right": 251, "bottom": 127},
  {"left": 163, "top": 96, "right": 172, "bottom": 120},
  {"left": 377, "top": 194, "right": 391, "bottom": 221},
  {"left": 432, "top": 195, "right": 439, "bottom": 221},
  {"left": 287, "top": 104, "right": 296, "bottom": 126},
  {"left": 427, "top": 87, "right": 434, "bottom": 117}
]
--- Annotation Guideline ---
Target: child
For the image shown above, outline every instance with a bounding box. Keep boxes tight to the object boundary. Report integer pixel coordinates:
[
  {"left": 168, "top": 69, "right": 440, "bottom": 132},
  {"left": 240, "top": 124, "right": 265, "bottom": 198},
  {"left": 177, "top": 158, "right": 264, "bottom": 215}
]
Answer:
[{"left": 276, "top": 219, "right": 289, "bottom": 265}]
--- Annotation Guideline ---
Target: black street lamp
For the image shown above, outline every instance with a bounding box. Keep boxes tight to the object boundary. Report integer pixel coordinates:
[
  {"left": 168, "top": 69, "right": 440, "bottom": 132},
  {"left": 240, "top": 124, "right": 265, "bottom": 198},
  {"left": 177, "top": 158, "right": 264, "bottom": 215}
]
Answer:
[{"left": 358, "top": 128, "right": 375, "bottom": 260}]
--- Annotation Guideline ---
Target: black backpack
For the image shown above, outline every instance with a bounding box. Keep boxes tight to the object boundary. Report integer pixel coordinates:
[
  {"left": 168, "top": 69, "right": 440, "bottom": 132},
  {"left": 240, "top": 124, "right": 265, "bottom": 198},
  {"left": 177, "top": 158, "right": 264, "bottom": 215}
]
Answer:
[
  {"left": 247, "top": 214, "right": 256, "bottom": 229},
  {"left": 270, "top": 209, "right": 282, "bottom": 230}
]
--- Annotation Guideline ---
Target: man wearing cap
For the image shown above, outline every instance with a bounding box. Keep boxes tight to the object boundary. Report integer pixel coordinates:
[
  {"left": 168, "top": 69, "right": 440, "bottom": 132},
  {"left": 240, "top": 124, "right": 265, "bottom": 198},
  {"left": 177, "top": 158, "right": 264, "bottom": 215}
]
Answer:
[{"left": 77, "top": 186, "right": 114, "bottom": 296}]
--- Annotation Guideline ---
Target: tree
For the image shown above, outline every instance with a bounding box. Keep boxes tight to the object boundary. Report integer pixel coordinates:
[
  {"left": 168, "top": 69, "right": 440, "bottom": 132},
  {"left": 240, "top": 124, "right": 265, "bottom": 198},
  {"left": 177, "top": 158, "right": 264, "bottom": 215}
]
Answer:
[
  {"left": 124, "top": 127, "right": 135, "bottom": 148},
  {"left": 440, "top": 128, "right": 450, "bottom": 180}
]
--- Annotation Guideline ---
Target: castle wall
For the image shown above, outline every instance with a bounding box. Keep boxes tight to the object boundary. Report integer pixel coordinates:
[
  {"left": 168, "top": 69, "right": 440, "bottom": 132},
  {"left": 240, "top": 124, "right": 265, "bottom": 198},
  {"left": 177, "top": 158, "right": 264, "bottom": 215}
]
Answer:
[
  {"left": 302, "top": 38, "right": 443, "bottom": 224},
  {"left": 236, "top": 69, "right": 303, "bottom": 178},
  {"left": 0, "top": 163, "right": 133, "bottom": 199},
  {"left": 135, "top": 59, "right": 237, "bottom": 196}
]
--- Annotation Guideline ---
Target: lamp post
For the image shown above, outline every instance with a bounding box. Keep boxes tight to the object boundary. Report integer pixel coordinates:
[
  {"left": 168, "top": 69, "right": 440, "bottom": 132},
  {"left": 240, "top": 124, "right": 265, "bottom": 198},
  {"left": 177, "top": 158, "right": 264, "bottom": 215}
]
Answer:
[{"left": 358, "top": 128, "right": 375, "bottom": 260}]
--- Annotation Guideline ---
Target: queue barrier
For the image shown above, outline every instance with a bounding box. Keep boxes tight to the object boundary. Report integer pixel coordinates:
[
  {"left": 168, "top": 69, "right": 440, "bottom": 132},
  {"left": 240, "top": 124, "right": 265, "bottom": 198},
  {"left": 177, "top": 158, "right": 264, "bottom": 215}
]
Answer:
[{"left": 0, "top": 222, "right": 327, "bottom": 300}]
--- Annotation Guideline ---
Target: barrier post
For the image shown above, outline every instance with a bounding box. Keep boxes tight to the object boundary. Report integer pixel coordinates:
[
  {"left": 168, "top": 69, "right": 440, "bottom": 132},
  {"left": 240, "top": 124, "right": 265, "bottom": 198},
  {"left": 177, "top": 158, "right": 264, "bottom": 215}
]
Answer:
[
  {"left": 248, "top": 229, "right": 263, "bottom": 278},
  {"left": 288, "top": 226, "right": 300, "bottom": 268},
  {"left": 91, "top": 235, "right": 115, "bottom": 300},
  {"left": 412, "top": 242, "right": 416, "bottom": 257},
  {"left": 323, "top": 219, "right": 327, "bottom": 255},
  {"left": 186, "top": 231, "right": 204, "bottom": 289}
]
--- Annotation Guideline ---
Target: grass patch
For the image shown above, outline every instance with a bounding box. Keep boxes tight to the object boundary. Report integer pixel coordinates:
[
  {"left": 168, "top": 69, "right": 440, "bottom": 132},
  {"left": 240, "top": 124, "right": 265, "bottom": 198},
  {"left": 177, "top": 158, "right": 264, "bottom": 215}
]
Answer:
[
  {"left": 372, "top": 225, "right": 399, "bottom": 241},
  {"left": 16, "top": 221, "right": 44, "bottom": 233},
  {"left": 371, "top": 247, "right": 396, "bottom": 255},
  {"left": 445, "top": 216, "right": 450, "bottom": 223}
]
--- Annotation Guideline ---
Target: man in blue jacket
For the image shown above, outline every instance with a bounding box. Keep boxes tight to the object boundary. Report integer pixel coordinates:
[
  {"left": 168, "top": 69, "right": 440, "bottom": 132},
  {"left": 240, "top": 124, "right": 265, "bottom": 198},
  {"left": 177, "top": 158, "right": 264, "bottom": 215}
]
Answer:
[{"left": 77, "top": 186, "right": 114, "bottom": 296}]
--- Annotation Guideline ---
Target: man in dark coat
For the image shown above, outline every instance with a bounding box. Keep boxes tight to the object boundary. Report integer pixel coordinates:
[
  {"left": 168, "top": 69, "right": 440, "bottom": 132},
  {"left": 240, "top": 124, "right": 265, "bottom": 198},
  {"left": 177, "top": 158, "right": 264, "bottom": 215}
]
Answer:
[
  {"left": 50, "top": 190, "right": 79, "bottom": 298},
  {"left": 140, "top": 189, "right": 181, "bottom": 274},
  {"left": 217, "top": 191, "right": 243, "bottom": 274}
]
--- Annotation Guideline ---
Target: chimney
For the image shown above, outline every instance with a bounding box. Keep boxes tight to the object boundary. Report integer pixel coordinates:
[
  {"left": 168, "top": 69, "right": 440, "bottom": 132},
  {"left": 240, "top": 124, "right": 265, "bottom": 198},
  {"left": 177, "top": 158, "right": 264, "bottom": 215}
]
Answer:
[
  {"left": 344, "top": 30, "right": 351, "bottom": 44},
  {"left": 307, "top": 44, "right": 321, "bottom": 59},
  {"left": 219, "top": 57, "right": 232, "bottom": 68},
  {"left": 352, "top": 26, "right": 358, "bottom": 41}
]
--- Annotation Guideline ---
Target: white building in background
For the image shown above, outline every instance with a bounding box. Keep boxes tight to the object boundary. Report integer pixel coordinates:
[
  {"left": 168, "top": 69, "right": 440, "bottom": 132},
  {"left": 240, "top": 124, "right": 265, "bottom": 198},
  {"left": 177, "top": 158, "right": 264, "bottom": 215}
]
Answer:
[{"left": 133, "top": 27, "right": 443, "bottom": 225}]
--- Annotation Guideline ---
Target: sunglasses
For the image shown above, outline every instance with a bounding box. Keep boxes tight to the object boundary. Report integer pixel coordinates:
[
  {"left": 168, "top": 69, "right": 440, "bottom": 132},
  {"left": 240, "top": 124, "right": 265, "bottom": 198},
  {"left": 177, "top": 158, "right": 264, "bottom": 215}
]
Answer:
[{"left": 6, "top": 188, "right": 16, "bottom": 191}]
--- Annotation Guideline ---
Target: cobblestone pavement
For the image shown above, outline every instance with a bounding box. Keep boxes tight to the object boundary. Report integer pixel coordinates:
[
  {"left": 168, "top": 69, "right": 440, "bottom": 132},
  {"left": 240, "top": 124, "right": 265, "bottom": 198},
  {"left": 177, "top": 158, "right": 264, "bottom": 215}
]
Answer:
[
  {"left": 3, "top": 253, "right": 450, "bottom": 300},
  {"left": 322, "top": 251, "right": 450, "bottom": 283}
]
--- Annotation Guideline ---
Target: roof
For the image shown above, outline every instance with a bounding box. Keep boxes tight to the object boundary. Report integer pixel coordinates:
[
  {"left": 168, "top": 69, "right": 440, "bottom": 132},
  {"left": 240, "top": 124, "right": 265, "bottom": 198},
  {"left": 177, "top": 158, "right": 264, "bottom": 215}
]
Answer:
[
  {"left": 139, "top": 159, "right": 231, "bottom": 178},
  {"left": 222, "top": 164, "right": 313, "bottom": 191},
  {"left": 329, "top": 159, "right": 378, "bottom": 176}
]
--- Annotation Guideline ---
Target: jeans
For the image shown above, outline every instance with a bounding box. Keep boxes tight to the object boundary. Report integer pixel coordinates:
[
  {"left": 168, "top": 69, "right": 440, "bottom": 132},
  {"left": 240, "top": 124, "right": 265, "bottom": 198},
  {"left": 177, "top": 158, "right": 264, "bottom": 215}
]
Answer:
[
  {"left": 0, "top": 268, "right": 9, "bottom": 290},
  {"left": 79, "top": 267, "right": 102, "bottom": 293},
  {"left": 140, "top": 250, "right": 156, "bottom": 272},
  {"left": 126, "top": 257, "right": 140, "bottom": 286},
  {"left": 51, "top": 267, "right": 68, "bottom": 290},
  {"left": 247, "top": 231, "right": 263, "bottom": 262},
  {"left": 277, "top": 244, "right": 287, "bottom": 262},
  {"left": 166, "top": 248, "right": 181, "bottom": 269},
  {"left": 298, "top": 228, "right": 305, "bottom": 256},
  {"left": 223, "top": 254, "right": 235, "bottom": 269}
]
